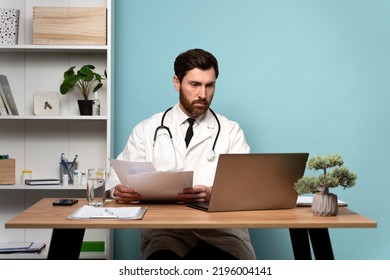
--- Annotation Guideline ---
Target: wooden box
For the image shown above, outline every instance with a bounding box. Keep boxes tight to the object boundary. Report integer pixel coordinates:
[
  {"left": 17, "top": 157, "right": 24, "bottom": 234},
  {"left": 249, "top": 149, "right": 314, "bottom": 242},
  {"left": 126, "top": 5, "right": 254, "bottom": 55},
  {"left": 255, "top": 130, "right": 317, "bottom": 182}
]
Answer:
[
  {"left": 33, "top": 7, "right": 107, "bottom": 45},
  {"left": 0, "top": 159, "right": 15, "bottom": 185}
]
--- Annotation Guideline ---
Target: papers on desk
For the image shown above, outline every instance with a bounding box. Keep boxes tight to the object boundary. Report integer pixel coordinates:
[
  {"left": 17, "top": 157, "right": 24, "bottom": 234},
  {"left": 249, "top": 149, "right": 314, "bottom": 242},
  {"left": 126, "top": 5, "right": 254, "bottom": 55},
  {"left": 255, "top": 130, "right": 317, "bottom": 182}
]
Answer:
[
  {"left": 67, "top": 205, "right": 147, "bottom": 220},
  {"left": 109, "top": 158, "right": 193, "bottom": 201},
  {"left": 0, "top": 242, "right": 46, "bottom": 254},
  {"left": 296, "top": 196, "right": 348, "bottom": 207}
]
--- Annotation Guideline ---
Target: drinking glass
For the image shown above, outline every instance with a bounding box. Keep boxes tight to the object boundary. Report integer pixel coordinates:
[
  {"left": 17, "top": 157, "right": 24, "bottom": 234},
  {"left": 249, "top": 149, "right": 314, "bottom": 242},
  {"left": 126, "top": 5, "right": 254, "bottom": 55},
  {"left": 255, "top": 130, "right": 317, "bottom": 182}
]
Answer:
[{"left": 87, "top": 168, "right": 106, "bottom": 207}]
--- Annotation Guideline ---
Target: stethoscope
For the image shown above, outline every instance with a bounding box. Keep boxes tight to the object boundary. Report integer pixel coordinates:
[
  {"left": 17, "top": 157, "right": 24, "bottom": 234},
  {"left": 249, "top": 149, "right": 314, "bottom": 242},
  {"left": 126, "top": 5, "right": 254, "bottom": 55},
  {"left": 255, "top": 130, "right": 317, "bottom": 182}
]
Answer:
[{"left": 153, "top": 107, "right": 221, "bottom": 162}]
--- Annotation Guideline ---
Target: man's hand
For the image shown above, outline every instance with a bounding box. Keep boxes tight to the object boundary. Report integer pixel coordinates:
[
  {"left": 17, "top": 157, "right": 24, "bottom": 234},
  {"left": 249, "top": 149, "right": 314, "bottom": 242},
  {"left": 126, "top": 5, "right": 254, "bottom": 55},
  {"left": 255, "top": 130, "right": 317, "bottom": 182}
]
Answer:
[
  {"left": 113, "top": 184, "right": 141, "bottom": 204},
  {"left": 177, "top": 185, "right": 212, "bottom": 203}
]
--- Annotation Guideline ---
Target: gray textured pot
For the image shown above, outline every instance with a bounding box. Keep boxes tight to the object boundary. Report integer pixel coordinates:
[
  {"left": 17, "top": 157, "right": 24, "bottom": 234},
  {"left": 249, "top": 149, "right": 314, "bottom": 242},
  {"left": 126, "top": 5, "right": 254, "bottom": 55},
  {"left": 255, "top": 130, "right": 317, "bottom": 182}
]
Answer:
[{"left": 312, "top": 193, "right": 338, "bottom": 216}]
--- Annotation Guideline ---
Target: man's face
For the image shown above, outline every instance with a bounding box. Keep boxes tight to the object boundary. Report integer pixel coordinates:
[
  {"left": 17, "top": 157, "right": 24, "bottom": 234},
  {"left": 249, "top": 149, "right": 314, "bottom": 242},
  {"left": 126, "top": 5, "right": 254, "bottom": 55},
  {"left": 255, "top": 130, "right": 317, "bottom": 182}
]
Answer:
[{"left": 174, "top": 67, "right": 216, "bottom": 118}]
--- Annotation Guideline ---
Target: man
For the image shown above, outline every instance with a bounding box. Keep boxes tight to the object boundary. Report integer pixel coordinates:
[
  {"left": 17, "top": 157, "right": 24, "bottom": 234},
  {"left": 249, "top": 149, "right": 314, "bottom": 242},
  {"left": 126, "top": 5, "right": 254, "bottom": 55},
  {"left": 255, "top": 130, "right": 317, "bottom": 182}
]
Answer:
[{"left": 106, "top": 48, "right": 256, "bottom": 260}]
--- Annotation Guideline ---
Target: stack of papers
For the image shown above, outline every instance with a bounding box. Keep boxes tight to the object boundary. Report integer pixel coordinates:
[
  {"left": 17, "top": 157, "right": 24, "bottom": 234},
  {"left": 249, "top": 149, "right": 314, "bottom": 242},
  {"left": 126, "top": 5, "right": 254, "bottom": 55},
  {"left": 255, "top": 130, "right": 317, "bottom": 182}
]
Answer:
[
  {"left": 68, "top": 205, "right": 147, "bottom": 220},
  {"left": 0, "top": 242, "right": 46, "bottom": 254},
  {"left": 109, "top": 159, "right": 193, "bottom": 201}
]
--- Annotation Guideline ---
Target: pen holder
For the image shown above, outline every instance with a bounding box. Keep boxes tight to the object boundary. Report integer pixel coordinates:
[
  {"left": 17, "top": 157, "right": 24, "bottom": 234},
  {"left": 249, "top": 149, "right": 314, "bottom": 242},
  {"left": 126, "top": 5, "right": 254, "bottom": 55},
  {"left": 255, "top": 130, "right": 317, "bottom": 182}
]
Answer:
[
  {"left": 0, "top": 159, "right": 15, "bottom": 185},
  {"left": 60, "top": 161, "right": 78, "bottom": 184}
]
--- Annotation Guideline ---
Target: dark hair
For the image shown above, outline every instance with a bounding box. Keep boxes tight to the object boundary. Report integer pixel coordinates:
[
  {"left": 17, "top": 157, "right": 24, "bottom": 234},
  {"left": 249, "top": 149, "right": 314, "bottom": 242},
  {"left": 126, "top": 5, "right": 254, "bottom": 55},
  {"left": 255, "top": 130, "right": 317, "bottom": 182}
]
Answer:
[{"left": 174, "top": 48, "right": 219, "bottom": 82}]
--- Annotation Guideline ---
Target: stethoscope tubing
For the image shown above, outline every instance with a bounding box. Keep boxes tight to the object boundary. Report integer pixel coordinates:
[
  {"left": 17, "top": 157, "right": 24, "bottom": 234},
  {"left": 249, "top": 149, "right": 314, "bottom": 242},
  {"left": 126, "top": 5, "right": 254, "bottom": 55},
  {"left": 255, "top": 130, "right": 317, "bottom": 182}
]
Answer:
[{"left": 153, "top": 107, "right": 221, "bottom": 161}]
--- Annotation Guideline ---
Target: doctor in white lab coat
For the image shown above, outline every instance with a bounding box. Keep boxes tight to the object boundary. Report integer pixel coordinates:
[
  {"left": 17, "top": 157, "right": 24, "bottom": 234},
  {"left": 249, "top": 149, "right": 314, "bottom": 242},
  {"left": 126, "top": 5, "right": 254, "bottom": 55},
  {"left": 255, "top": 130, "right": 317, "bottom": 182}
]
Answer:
[{"left": 106, "top": 49, "right": 256, "bottom": 260}]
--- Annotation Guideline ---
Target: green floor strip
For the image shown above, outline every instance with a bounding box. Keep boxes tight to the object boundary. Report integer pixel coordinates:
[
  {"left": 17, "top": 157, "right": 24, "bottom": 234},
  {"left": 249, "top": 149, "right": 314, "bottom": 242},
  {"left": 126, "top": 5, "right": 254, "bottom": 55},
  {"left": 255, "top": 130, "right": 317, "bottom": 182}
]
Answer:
[{"left": 81, "top": 241, "right": 105, "bottom": 252}]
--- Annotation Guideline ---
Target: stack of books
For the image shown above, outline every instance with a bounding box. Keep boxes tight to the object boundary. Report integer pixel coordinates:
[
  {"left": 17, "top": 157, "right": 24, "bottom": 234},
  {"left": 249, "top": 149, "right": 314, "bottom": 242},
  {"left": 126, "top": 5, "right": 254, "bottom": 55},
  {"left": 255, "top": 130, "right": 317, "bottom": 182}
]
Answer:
[
  {"left": 25, "top": 179, "right": 60, "bottom": 185},
  {"left": 0, "top": 242, "right": 46, "bottom": 254}
]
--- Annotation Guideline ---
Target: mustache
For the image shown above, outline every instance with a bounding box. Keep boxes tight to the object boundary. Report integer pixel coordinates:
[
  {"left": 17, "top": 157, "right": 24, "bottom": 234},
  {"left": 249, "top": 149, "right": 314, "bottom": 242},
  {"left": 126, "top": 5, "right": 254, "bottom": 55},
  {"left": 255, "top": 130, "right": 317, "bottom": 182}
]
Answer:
[{"left": 192, "top": 99, "right": 208, "bottom": 106}]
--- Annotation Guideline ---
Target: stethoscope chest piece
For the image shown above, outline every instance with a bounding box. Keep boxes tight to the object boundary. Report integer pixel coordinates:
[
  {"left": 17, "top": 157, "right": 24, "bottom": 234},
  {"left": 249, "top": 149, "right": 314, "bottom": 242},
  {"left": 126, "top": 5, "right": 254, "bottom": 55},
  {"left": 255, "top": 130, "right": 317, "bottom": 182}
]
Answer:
[{"left": 206, "top": 150, "right": 216, "bottom": 162}]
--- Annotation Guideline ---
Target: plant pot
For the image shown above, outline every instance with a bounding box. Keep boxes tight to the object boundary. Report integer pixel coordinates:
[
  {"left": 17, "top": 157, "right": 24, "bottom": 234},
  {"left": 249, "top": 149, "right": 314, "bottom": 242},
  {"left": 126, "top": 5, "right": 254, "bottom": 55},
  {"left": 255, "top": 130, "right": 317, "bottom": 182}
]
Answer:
[
  {"left": 311, "top": 193, "right": 338, "bottom": 216},
  {"left": 77, "top": 100, "right": 93, "bottom": 115}
]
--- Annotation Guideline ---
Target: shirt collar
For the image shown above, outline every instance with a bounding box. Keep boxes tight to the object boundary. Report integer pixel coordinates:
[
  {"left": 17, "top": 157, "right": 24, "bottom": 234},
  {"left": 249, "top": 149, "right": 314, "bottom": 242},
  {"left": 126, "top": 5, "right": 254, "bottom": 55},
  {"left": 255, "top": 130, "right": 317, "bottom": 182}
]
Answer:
[{"left": 174, "top": 103, "right": 207, "bottom": 125}]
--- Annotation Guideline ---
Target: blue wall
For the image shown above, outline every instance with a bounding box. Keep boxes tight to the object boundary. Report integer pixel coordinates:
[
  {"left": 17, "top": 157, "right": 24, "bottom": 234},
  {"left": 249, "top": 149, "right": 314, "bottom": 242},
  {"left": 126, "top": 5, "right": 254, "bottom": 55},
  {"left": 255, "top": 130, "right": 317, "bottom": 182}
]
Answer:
[{"left": 113, "top": 0, "right": 390, "bottom": 259}]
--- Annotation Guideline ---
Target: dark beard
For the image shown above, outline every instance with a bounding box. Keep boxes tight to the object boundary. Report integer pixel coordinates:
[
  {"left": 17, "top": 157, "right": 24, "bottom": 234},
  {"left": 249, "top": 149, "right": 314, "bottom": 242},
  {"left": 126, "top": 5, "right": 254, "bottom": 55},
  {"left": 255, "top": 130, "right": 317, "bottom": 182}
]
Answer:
[{"left": 179, "top": 91, "right": 211, "bottom": 118}]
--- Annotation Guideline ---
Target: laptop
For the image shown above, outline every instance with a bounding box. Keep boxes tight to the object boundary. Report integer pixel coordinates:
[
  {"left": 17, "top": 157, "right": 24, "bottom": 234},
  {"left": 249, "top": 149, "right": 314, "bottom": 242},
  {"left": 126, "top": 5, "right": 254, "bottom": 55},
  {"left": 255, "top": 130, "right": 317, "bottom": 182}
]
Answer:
[{"left": 186, "top": 153, "right": 309, "bottom": 212}]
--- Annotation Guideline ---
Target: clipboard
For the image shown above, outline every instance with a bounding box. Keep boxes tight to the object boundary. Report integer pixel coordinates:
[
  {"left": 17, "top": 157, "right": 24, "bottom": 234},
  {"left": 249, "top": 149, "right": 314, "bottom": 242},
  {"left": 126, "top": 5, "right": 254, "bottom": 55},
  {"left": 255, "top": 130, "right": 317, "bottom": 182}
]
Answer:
[{"left": 67, "top": 205, "right": 148, "bottom": 220}]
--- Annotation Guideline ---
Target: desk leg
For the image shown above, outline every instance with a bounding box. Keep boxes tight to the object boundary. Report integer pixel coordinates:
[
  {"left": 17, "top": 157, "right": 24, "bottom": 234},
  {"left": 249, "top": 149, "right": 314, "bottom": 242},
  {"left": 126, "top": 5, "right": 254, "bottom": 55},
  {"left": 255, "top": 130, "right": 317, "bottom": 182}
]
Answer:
[
  {"left": 308, "top": 228, "right": 334, "bottom": 260},
  {"left": 47, "top": 229, "right": 85, "bottom": 260},
  {"left": 289, "top": 228, "right": 335, "bottom": 260},
  {"left": 289, "top": 228, "right": 312, "bottom": 260}
]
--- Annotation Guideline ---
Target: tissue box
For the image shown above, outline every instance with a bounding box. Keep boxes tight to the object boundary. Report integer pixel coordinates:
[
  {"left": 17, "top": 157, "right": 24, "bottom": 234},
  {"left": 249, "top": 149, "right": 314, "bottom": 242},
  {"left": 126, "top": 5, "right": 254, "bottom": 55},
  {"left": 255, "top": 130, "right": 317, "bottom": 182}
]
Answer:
[
  {"left": 0, "top": 159, "right": 15, "bottom": 185},
  {"left": 0, "top": 9, "right": 20, "bottom": 45},
  {"left": 33, "top": 7, "right": 107, "bottom": 45}
]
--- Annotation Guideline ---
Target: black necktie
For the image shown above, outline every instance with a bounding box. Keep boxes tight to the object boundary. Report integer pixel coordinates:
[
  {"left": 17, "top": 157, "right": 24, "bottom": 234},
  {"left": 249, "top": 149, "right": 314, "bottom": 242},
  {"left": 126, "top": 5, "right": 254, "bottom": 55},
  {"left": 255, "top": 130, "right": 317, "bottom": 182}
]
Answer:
[{"left": 185, "top": 118, "right": 196, "bottom": 147}]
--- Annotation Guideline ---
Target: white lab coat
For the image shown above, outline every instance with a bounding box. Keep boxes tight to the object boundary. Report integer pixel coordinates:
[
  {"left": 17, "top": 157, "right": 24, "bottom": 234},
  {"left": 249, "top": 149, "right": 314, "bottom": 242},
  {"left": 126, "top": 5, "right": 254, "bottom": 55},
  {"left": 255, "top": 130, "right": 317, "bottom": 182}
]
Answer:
[{"left": 106, "top": 103, "right": 256, "bottom": 259}]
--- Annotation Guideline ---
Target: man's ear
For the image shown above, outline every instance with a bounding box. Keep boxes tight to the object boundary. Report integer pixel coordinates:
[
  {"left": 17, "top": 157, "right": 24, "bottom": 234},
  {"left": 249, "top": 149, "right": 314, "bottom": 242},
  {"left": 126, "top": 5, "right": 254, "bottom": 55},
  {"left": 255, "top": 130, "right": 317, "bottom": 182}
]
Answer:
[{"left": 173, "top": 75, "right": 180, "bottom": 92}]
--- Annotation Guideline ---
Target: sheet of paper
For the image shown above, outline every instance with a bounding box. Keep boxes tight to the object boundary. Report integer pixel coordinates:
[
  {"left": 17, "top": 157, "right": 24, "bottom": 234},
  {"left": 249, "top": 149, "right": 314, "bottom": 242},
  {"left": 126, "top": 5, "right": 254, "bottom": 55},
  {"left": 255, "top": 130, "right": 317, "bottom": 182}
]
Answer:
[
  {"left": 67, "top": 205, "right": 145, "bottom": 220},
  {"left": 296, "top": 196, "right": 348, "bottom": 206},
  {"left": 109, "top": 158, "right": 193, "bottom": 201}
]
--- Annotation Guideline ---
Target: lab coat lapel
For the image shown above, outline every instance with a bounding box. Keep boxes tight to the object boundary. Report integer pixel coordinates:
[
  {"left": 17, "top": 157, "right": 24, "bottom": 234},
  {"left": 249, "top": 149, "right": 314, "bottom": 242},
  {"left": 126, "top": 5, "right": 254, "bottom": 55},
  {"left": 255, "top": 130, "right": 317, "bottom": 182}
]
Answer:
[{"left": 170, "top": 111, "right": 187, "bottom": 159}]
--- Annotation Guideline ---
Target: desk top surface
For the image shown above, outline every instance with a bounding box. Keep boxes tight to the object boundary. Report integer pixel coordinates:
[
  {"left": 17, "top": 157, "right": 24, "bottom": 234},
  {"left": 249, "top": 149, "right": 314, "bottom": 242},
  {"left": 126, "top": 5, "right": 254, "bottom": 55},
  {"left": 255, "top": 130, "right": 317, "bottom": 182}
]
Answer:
[{"left": 5, "top": 198, "right": 377, "bottom": 229}]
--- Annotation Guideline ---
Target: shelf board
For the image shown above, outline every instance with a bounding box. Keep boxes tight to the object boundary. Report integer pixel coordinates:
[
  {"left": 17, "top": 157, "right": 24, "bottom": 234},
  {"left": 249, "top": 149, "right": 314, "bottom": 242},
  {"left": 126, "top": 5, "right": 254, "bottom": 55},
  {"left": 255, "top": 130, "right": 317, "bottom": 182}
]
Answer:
[
  {"left": 0, "top": 184, "right": 86, "bottom": 190},
  {"left": 0, "top": 115, "right": 108, "bottom": 120},
  {"left": 0, "top": 44, "right": 107, "bottom": 53},
  {"left": 0, "top": 248, "right": 106, "bottom": 259}
]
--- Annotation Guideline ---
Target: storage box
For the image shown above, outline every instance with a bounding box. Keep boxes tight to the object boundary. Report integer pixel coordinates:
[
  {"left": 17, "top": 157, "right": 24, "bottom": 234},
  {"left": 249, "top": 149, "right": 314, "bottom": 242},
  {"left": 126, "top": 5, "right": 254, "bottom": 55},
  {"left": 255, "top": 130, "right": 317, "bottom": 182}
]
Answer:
[
  {"left": 0, "top": 9, "right": 20, "bottom": 45},
  {"left": 33, "top": 7, "right": 107, "bottom": 45},
  {"left": 0, "top": 159, "right": 15, "bottom": 185}
]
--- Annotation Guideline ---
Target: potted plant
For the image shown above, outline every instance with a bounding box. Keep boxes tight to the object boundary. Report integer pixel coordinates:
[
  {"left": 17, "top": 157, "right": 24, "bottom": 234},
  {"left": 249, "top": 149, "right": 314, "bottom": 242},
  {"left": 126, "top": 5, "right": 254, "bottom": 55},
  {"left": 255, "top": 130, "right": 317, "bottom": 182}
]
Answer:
[
  {"left": 60, "top": 64, "right": 106, "bottom": 115},
  {"left": 294, "top": 154, "right": 357, "bottom": 216}
]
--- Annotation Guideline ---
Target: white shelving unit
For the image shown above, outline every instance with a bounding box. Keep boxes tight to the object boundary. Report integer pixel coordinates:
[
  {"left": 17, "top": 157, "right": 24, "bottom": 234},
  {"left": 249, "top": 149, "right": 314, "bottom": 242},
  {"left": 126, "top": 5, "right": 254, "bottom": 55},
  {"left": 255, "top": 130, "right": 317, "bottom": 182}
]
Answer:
[{"left": 0, "top": 0, "right": 113, "bottom": 259}]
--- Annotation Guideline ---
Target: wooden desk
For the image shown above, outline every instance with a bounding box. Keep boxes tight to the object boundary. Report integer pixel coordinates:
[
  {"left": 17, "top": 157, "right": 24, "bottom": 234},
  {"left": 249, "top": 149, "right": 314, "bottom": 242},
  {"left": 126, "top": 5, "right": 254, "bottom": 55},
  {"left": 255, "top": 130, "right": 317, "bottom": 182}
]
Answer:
[{"left": 5, "top": 198, "right": 377, "bottom": 260}]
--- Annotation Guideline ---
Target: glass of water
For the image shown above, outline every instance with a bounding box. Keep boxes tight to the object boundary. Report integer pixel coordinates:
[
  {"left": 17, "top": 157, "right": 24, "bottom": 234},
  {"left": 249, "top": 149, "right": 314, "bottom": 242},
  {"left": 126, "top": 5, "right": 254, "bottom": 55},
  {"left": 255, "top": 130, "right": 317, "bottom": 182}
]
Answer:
[{"left": 87, "top": 168, "right": 106, "bottom": 207}]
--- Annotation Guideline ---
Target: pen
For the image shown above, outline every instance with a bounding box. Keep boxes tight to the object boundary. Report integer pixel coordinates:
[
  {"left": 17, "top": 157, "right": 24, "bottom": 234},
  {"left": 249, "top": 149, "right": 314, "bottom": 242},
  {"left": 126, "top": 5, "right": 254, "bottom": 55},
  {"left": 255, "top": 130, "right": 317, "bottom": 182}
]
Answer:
[
  {"left": 60, "top": 153, "right": 70, "bottom": 173},
  {"left": 105, "top": 209, "right": 114, "bottom": 215},
  {"left": 61, "top": 153, "right": 74, "bottom": 182},
  {"left": 69, "top": 154, "right": 78, "bottom": 172}
]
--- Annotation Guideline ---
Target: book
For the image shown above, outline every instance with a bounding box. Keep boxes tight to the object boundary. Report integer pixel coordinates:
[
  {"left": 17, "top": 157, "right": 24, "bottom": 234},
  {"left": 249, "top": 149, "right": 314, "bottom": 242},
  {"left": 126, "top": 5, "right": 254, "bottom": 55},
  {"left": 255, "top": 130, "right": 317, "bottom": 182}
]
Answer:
[
  {"left": 25, "top": 179, "right": 60, "bottom": 185},
  {"left": 0, "top": 242, "right": 32, "bottom": 252},
  {"left": 0, "top": 75, "right": 18, "bottom": 115},
  {"left": 296, "top": 196, "right": 348, "bottom": 207},
  {"left": 0, "top": 242, "right": 46, "bottom": 254},
  {"left": 0, "top": 83, "right": 10, "bottom": 115},
  {"left": 0, "top": 94, "right": 8, "bottom": 115},
  {"left": 0, "top": 9, "right": 20, "bottom": 45}
]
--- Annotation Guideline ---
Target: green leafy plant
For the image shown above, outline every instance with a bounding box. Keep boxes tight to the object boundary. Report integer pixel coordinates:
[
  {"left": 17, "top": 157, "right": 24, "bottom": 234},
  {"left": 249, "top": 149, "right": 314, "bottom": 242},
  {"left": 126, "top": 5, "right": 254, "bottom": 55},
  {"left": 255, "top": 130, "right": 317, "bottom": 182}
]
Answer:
[
  {"left": 60, "top": 65, "right": 107, "bottom": 101},
  {"left": 294, "top": 154, "right": 357, "bottom": 195}
]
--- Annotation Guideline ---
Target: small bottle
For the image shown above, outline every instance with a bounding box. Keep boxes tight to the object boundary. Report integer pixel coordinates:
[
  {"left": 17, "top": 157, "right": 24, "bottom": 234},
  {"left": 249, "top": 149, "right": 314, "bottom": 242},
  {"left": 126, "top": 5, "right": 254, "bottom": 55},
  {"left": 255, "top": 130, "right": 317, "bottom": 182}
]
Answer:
[
  {"left": 73, "top": 169, "right": 81, "bottom": 185},
  {"left": 63, "top": 174, "right": 69, "bottom": 186},
  {"left": 81, "top": 172, "right": 87, "bottom": 185},
  {"left": 92, "top": 91, "right": 100, "bottom": 116},
  {"left": 22, "top": 170, "right": 32, "bottom": 184}
]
